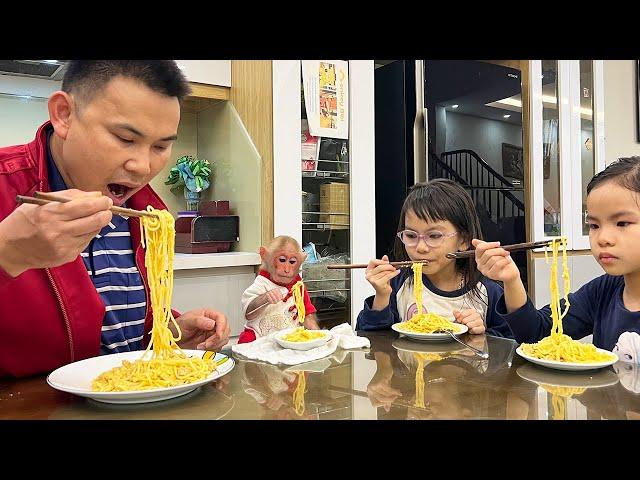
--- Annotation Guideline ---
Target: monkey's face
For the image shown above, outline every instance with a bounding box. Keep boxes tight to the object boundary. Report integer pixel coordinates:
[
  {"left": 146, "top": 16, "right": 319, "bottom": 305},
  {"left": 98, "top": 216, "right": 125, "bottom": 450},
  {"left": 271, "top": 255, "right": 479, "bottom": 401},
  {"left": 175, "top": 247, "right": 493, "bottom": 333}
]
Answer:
[{"left": 270, "top": 245, "right": 306, "bottom": 285}]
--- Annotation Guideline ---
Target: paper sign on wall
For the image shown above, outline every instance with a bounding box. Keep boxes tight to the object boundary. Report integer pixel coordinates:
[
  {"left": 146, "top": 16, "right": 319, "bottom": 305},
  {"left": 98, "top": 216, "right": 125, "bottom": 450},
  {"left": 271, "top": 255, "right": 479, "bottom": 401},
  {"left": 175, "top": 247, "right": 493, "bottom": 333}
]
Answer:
[{"left": 302, "top": 60, "right": 349, "bottom": 139}]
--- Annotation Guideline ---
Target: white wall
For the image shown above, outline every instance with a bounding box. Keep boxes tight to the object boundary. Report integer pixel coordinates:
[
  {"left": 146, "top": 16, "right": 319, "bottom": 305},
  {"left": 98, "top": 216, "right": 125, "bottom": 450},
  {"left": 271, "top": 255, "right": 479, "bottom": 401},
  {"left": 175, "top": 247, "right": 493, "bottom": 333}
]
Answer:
[
  {"left": 532, "top": 61, "right": 640, "bottom": 312},
  {"left": 444, "top": 111, "right": 523, "bottom": 176},
  {"left": 603, "top": 60, "right": 640, "bottom": 163},
  {"left": 533, "top": 254, "right": 604, "bottom": 309},
  {"left": 0, "top": 75, "right": 60, "bottom": 98},
  {"left": 149, "top": 112, "right": 198, "bottom": 214},
  {"left": 0, "top": 75, "right": 60, "bottom": 146},
  {"left": 0, "top": 95, "right": 49, "bottom": 147}
]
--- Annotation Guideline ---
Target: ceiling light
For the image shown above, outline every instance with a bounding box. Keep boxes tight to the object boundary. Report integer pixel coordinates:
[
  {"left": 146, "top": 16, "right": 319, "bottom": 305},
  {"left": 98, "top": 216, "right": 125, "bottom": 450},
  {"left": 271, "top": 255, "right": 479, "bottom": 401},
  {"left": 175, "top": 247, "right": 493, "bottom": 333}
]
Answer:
[
  {"left": 489, "top": 95, "right": 592, "bottom": 117},
  {"left": 451, "top": 104, "right": 459, "bottom": 109}
]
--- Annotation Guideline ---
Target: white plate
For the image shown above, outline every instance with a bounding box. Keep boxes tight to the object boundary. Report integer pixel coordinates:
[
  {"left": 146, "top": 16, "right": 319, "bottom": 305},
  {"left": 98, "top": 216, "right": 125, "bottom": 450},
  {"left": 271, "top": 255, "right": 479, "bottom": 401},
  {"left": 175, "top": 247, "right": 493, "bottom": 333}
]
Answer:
[
  {"left": 47, "top": 350, "right": 235, "bottom": 404},
  {"left": 391, "top": 322, "right": 468, "bottom": 342},
  {"left": 516, "top": 363, "right": 619, "bottom": 389},
  {"left": 273, "top": 329, "right": 332, "bottom": 351},
  {"left": 515, "top": 345, "right": 618, "bottom": 371}
]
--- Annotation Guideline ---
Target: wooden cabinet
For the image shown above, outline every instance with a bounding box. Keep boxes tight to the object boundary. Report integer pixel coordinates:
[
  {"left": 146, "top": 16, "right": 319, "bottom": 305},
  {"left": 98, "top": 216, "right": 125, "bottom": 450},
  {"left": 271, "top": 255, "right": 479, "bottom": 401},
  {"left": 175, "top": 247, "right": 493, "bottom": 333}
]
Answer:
[{"left": 175, "top": 60, "right": 231, "bottom": 87}]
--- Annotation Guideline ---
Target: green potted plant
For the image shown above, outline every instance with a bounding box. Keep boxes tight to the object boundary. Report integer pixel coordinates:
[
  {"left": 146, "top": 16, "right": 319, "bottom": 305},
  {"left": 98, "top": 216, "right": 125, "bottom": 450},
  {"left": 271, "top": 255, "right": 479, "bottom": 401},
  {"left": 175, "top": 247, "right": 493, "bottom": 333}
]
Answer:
[{"left": 165, "top": 155, "right": 212, "bottom": 211}]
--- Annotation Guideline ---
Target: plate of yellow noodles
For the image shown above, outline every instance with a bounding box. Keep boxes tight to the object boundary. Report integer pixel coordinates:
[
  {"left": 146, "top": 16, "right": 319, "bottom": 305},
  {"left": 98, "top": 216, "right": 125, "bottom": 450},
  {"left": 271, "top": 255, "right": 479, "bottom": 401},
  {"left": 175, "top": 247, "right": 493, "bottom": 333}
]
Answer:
[
  {"left": 47, "top": 350, "right": 235, "bottom": 404},
  {"left": 273, "top": 327, "right": 332, "bottom": 351},
  {"left": 391, "top": 314, "right": 468, "bottom": 342},
  {"left": 515, "top": 344, "right": 618, "bottom": 371}
]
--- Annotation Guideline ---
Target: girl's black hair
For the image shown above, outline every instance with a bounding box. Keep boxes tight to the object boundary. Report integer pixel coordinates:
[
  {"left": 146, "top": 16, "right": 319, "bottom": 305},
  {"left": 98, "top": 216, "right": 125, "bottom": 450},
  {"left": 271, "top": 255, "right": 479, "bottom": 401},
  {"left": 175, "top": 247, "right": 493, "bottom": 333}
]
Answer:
[
  {"left": 587, "top": 156, "right": 640, "bottom": 196},
  {"left": 393, "top": 179, "right": 486, "bottom": 305}
]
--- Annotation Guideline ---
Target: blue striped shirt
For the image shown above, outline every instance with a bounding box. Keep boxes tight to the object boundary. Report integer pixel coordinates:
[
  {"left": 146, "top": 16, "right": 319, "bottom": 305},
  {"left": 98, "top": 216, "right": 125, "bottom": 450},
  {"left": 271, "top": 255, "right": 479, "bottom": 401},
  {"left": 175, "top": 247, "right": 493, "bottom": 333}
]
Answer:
[{"left": 45, "top": 129, "right": 147, "bottom": 354}]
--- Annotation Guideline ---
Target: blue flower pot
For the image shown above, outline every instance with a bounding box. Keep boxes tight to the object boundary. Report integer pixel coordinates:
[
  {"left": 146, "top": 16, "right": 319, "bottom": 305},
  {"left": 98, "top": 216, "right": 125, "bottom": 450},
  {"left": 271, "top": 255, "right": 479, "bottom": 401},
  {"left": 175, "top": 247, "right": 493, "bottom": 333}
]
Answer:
[{"left": 184, "top": 189, "right": 202, "bottom": 211}]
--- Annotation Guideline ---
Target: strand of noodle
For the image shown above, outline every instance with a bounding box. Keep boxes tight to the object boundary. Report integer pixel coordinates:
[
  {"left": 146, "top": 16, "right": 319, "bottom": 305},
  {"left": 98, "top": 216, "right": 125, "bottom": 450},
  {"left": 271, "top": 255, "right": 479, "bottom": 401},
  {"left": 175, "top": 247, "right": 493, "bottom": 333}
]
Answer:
[
  {"left": 396, "top": 262, "right": 461, "bottom": 334},
  {"left": 551, "top": 392, "right": 566, "bottom": 420},
  {"left": 414, "top": 353, "right": 426, "bottom": 408},
  {"left": 293, "top": 371, "right": 306, "bottom": 416},
  {"left": 521, "top": 237, "right": 612, "bottom": 363},
  {"left": 543, "top": 384, "right": 586, "bottom": 420},
  {"left": 291, "top": 280, "right": 306, "bottom": 325},
  {"left": 560, "top": 238, "right": 571, "bottom": 321},
  {"left": 412, "top": 262, "right": 424, "bottom": 315},
  {"left": 413, "top": 352, "right": 447, "bottom": 409},
  {"left": 92, "top": 207, "right": 215, "bottom": 392}
]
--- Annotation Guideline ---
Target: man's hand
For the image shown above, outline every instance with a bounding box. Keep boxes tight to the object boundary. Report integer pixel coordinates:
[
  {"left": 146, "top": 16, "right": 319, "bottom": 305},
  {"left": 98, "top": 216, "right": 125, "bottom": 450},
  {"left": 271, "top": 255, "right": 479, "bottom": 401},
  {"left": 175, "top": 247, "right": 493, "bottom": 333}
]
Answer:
[
  {"left": 175, "top": 308, "right": 230, "bottom": 351},
  {"left": 0, "top": 189, "right": 112, "bottom": 277}
]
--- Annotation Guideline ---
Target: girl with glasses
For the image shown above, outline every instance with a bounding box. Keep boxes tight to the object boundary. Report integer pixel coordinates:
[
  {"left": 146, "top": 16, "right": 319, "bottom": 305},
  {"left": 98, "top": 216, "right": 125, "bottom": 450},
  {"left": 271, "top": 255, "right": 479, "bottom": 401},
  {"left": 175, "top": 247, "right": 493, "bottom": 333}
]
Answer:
[{"left": 356, "top": 179, "right": 514, "bottom": 338}]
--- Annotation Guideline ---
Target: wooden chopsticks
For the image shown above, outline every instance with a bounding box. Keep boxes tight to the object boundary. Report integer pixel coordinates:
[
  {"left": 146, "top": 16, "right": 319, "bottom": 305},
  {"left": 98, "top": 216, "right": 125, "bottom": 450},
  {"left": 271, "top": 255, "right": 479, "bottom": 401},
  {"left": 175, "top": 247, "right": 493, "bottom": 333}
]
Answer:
[
  {"left": 327, "top": 260, "right": 431, "bottom": 270},
  {"left": 15, "top": 191, "right": 159, "bottom": 219},
  {"left": 327, "top": 240, "right": 555, "bottom": 268},
  {"left": 445, "top": 240, "right": 553, "bottom": 259}
]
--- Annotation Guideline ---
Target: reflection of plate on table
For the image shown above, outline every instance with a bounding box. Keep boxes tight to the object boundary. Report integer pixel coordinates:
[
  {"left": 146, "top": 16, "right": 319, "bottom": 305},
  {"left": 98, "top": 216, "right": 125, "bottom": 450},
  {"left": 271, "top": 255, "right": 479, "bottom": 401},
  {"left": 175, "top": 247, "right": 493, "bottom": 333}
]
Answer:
[
  {"left": 47, "top": 350, "right": 235, "bottom": 404},
  {"left": 49, "top": 385, "right": 236, "bottom": 420},
  {"left": 392, "top": 338, "right": 466, "bottom": 355},
  {"left": 516, "top": 346, "right": 618, "bottom": 371},
  {"left": 517, "top": 363, "right": 619, "bottom": 389},
  {"left": 391, "top": 322, "right": 468, "bottom": 342}
]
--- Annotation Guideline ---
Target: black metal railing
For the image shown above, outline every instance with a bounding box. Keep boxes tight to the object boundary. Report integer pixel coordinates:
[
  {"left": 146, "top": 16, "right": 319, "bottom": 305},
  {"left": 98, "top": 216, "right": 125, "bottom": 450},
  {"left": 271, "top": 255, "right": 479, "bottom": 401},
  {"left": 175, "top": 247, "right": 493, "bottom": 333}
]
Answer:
[{"left": 432, "top": 149, "right": 525, "bottom": 224}]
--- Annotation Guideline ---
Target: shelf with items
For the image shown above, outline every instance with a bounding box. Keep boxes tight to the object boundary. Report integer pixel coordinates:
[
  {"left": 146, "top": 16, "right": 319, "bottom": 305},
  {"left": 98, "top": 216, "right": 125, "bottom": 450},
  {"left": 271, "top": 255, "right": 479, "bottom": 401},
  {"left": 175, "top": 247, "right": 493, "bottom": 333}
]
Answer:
[
  {"left": 302, "top": 180, "right": 350, "bottom": 237},
  {"left": 302, "top": 155, "right": 350, "bottom": 181},
  {"left": 303, "top": 171, "right": 350, "bottom": 181},
  {"left": 302, "top": 225, "right": 350, "bottom": 326},
  {"left": 302, "top": 210, "right": 350, "bottom": 231},
  {"left": 272, "top": 60, "right": 375, "bottom": 329},
  {"left": 304, "top": 278, "right": 351, "bottom": 297},
  {"left": 302, "top": 224, "right": 350, "bottom": 231}
]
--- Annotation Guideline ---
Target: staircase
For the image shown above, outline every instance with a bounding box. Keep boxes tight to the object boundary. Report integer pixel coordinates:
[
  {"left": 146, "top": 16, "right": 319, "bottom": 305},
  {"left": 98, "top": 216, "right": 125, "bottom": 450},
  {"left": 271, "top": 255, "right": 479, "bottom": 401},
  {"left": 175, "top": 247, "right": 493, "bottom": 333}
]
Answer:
[{"left": 429, "top": 149, "right": 527, "bottom": 285}]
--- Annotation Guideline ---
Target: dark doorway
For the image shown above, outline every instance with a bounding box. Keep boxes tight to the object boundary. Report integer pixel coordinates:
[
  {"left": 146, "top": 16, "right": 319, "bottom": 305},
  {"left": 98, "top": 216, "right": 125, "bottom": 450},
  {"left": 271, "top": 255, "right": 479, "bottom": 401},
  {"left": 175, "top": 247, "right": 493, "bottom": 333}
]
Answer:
[
  {"left": 424, "top": 60, "right": 527, "bottom": 288},
  {"left": 373, "top": 60, "right": 416, "bottom": 259}
]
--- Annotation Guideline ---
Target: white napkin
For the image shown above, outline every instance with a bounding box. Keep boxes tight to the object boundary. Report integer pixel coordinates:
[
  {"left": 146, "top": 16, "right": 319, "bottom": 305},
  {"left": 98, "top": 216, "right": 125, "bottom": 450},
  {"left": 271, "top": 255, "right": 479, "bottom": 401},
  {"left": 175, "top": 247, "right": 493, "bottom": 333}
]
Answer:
[{"left": 232, "top": 322, "right": 370, "bottom": 366}]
